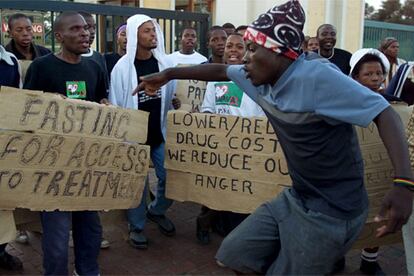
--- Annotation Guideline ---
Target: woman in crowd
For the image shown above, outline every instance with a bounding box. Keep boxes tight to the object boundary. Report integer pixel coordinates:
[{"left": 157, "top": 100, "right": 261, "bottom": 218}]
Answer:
[{"left": 349, "top": 48, "right": 401, "bottom": 275}]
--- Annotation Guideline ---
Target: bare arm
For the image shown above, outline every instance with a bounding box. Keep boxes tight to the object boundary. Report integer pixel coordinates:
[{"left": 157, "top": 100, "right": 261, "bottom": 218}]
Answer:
[
  {"left": 374, "top": 106, "right": 413, "bottom": 237},
  {"left": 134, "top": 64, "right": 230, "bottom": 96}
]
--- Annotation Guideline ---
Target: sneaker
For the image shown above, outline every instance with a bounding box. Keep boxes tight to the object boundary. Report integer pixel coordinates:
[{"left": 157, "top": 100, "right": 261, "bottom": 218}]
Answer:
[
  {"left": 0, "top": 251, "right": 23, "bottom": 271},
  {"left": 100, "top": 239, "right": 110, "bottom": 249},
  {"left": 147, "top": 212, "right": 176, "bottom": 236},
  {"left": 330, "top": 257, "right": 346, "bottom": 274},
  {"left": 129, "top": 230, "right": 148, "bottom": 249},
  {"left": 15, "top": 231, "right": 28, "bottom": 244},
  {"left": 360, "top": 259, "right": 385, "bottom": 275}
]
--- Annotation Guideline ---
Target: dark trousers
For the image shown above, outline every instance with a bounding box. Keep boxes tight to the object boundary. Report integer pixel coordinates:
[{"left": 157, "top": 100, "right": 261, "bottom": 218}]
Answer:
[
  {"left": 0, "top": 243, "right": 6, "bottom": 253},
  {"left": 198, "top": 206, "right": 248, "bottom": 236},
  {"left": 40, "top": 211, "right": 102, "bottom": 276}
]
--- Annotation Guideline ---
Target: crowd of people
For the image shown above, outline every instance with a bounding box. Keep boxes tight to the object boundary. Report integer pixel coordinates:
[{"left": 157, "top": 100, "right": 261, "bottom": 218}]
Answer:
[{"left": 0, "top": 0, "right": 414, "bottom": 274}]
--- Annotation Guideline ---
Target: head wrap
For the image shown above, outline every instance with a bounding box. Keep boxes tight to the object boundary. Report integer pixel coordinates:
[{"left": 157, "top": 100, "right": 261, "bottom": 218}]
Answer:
[
  {"left": 116, "top": 23, "right": 127, "bottom": 36},
  {"left": 349, "top": 48, "right": 390, "bottom": 77},
  {"left": 243, "top": 0, "right": 305, "bottom": 60},
  {"left": 379, "top": 37, "right": 398, "bottom": 52}
]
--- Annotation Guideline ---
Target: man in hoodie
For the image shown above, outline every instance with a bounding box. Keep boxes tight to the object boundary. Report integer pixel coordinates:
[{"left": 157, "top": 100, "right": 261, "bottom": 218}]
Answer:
[{"left": 109, "top": 14, "right": 176, "bottom": 249}]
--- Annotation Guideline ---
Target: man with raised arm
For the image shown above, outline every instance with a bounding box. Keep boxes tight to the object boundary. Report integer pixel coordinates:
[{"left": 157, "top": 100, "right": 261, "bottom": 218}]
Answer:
[{"left": 136, "top": 0, "right": 413, "bottom": 274}]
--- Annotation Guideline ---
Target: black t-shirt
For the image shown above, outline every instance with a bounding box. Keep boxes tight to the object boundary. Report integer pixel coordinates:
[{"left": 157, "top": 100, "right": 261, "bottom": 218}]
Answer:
[
  {"left": 134, "top": 55, "right": 163, "bottom": 146},
  {"left": 104, "top": 52, "right": 122, "bottom": 76},
  {"left": 24, "top": 54, "right": 108, "bottom": 103},
  {"left": 83, "top": 50, "right": 110, "bottom": 92},
  {"left": 5, "top": 40, "right": 51, "bottom": 60},
  {"left": 315, "top": 48, "right": 352, "bottom": 75}
]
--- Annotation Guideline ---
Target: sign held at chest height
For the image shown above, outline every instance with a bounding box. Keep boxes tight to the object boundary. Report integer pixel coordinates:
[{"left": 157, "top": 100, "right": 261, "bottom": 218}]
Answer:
[
  {"left": 0, "top": 87, "right": 150, "bottom": 211},
  {"left": 165, "top": 111, "right": 290, "bottom": 214},
  {"left": 0, "top": 87, "right": 149, "bottom": 143},
  {"left": 174, "top": 79, "right": 207, "bottom": 112}
]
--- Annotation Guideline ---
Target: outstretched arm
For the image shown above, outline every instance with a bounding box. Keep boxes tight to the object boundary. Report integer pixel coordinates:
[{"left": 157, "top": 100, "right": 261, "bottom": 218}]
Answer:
[
  {"left": 374, "top": 106, "right": 413, "bottom": 237},
  {"left": 134, "top": 64, "right": 230, "bottom": 96}
]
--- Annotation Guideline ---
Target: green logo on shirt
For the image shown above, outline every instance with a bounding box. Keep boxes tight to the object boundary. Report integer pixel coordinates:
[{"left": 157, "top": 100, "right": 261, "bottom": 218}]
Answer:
[
  {"left": 66, "top": 81, "right": 87, "bottom": 99},
  {"left": 215, "top": 82, "right": 243, "bottom": 107}
]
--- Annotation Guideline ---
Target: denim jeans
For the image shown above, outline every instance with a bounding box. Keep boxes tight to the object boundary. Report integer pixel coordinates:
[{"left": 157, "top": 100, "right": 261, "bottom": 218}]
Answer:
[
  {"left": 216, "top": 188, "right": 368, "bottom": 275},
  {"left": 127, "top": 142, "right": 173, "bottom": 231},
  {"left": 40, "top": 211, "right": 102, "bottom": 276}
]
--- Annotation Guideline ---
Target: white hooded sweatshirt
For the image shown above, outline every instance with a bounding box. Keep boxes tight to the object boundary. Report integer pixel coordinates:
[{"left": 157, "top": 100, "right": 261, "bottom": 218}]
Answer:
[{"left": 109, "top": 14, "right": 175, "bottom": 140}]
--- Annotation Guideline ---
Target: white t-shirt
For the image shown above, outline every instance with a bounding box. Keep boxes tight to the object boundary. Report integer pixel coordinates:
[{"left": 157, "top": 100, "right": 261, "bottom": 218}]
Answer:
[
  {"left": 168, "top": 51, "right": 207, "bottom": 67},
  {"left": 201, "top": 81, "right": 265, "bottom": 117}
]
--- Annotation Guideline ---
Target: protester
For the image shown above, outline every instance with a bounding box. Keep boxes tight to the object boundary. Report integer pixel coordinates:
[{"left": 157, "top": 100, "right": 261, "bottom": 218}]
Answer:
[
  {"left": 235, "top": 25, "right": 248, "bottom": 36},
  {"left": 349, "top": 48, "right": 398, "bottom": 275},
  {"left": 168, "top": 27, "right": 207, "bottom": 66},
  {"left": 0, "top": 44, "right": 22, "bottom": 271},
  {"left": 79, "top": 12, "right": 109, "bottom": 84},
  {"left": 104, "top": 23, "right": 127, "bottom": 75},
  {"left": 386, "top": 62, "right": 414, "bottom": 105},
  {"left": 109, "top": 14, "right": 177, "bottom": 250},
  {"left": 206, "top": 26, "right": 227, "bottom": 64},
  {"left": 195, "top": 25, "right": 227, "bottom": 244},
  {"left": 379, "top": 37, "right": 406, "bottom": 88},
  {"left": 24, "top": 11, "right": 108, "bottom": 275},
  {"left": 307, "top": 36, "right": 319, "bottom": 51},
  {"left": 136, "top": 0, "right": 413, "bottom": 274},
  {"left": 0, "top": 45, "right": 21, "bottom": 88},
  {"left": 222, "top": 22, "right": 236, "bottom": 36},
  {"left": 6, "top": 13, "right": 51, "bottom": 61},
  {"left": 316, "top": 23, "right": 352, "bottom": 74}
]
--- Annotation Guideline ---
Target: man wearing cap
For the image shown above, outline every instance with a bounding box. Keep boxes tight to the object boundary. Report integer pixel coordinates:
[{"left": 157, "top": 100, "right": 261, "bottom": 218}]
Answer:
[{"left": 136, "top": 0, "right": 413, "bottom": 274}]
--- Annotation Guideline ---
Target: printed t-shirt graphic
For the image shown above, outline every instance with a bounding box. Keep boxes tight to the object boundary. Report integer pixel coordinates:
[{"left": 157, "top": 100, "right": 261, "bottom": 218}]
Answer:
[
  {"left": 66, "top": 81, "right": 87, "bottom": 99},
  {"left": 215, "top": 82, "right": 243, "bottom": 114}
]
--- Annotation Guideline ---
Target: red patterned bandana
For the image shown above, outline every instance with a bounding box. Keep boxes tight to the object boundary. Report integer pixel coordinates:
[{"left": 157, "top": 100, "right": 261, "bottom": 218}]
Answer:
[{"left": 244, "top": 0, "right": 305, "bottom": 60}]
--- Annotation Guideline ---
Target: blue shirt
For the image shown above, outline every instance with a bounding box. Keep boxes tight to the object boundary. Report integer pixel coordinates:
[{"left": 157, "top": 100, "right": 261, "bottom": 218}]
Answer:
[{"left": 227, "top": 53, "right": 389, "bottom": 219}]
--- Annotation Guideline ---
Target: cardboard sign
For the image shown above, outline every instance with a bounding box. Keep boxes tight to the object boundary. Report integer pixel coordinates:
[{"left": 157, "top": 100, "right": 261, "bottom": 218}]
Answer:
[
  {"left": 0, "top": 87, "right": 151, "bottom": 211},
  {"left": 165, "top": 104, "right": 413, "bottom": 218},
  {"left": 174, "top": 78, "right": 207, "bottom": 112},
  {"left": 0, "top": 87, "right": 149, "bottom": 143},
  {"left": 165, "top": 111, "right": 290, "bottom": 214}
]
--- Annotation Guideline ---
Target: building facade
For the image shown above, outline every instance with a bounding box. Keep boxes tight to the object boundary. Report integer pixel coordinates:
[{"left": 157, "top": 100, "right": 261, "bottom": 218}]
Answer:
[{"left": 94, "top": 0, "right": 365, "bottom": 53}]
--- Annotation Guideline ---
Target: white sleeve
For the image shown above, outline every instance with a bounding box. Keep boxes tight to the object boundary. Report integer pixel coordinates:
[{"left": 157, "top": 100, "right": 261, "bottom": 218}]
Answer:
[
  {"left": 109, "top": 65, "right": 124, "bottom": 107},
  {"left": 201, "top": 82, "right": 216, "bottom": 113}
]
